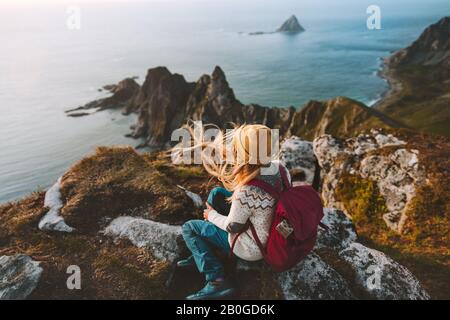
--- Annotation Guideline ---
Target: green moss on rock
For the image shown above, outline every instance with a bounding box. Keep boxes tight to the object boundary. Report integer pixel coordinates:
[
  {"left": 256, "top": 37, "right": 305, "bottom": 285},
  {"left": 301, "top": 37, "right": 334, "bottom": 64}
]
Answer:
[{"left": 335, "top": 174, "right": 388, "bottom": 231}]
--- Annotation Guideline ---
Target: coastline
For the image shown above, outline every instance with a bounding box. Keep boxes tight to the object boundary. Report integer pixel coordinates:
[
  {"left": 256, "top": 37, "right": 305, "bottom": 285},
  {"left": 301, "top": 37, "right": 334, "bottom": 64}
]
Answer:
[{"left": 372, "top": 53, "right": 404, "bottom": 110}]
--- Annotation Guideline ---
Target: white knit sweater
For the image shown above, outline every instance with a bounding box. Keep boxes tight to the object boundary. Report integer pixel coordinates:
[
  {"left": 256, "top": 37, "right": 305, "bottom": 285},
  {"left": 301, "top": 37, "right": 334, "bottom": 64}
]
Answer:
[{"left": 208, "top": 162, "right": 291, "bottom": 261}]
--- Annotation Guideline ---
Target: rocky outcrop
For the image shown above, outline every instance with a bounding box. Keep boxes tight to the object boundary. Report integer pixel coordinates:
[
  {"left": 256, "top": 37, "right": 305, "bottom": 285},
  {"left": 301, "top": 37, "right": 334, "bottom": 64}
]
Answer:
[
  {"left": 0, "top": 138, "right": 436, "bottom": 299},
  {"left": 103, "top": 216, "right": 182, "bottom": 262},
  {"left": 287, "top": 97, "right": 403, "bottom": 141},
  {"left": 313, "top": 129, "right": 425, "bottom": 232},
  {"left": 276, "top": 15, "right": 305, "bottom": 33},
  {"left": 280, "top": 136, "right": 317, "bottom": 184},
  {"left": 70, "top": 66, "right": 401, "bottom": 148},
  {"left": 0, "top": 255, "right": 43, "bottom": 300},
  {"left": 376, "top": 16, "right": 450, "bottom": 137},
  {"left": 102, "top": 207, "right": 429, "bottom": 300},
  {"left": 129, "top": 66, "right": 297, "bottom": 147},
  {"left": 127, "top": 67, "right": 196, "bottom": 146},
  {"left": 66, "top": 78, "right": 140, "bottom": 117},
  {"left": 340, "top": 243, "right": 430, "bottom": 300},
  {"left": 277, "top": 253, "right": 354, "bottom": 300},
  {"left": 315, "top": 208, "right": 357, "bottom": 251},
  {"left": 57, "top": 147, "right": 200, "bottom": 232}
]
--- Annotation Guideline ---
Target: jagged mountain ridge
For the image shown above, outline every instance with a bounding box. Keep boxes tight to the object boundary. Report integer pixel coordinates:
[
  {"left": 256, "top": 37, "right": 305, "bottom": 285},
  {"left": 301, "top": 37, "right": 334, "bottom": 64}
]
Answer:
[{"left": 67, "top": 66, "right": 402, "bottom": 148}]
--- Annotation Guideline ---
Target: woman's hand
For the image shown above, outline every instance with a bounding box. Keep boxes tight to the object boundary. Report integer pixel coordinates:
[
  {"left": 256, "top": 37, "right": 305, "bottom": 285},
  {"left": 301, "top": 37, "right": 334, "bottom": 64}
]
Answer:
[{"left": 203, "top": 203, "right": 213, "bottom": 221}]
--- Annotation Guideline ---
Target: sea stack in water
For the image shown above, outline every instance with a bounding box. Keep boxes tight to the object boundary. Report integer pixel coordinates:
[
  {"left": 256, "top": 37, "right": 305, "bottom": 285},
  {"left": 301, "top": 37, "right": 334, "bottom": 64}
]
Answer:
[{"left": 277, "top": 15, "right": 305, "bottom": 33}]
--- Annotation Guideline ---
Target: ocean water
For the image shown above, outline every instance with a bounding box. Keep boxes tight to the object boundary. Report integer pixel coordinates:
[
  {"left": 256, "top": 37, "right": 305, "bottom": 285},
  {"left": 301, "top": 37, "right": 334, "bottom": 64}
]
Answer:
[{"left": 0, "top": 0, "right": 448, "bottom": 203}]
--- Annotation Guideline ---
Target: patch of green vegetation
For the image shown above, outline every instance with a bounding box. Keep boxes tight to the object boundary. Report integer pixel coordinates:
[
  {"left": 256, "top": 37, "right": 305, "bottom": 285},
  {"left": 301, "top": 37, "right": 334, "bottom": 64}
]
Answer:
[
  {"left": 334, "top": 159, "right": 450, "bottom": 299},
  {"left": 335, "top": 174, "right": 388, "bottom": 231},
  {"left": 377, "top": 64, "right": 450, "bottom": 138},
  {"left": 403, "top": 184, "right": 450, "bottom": 252}
]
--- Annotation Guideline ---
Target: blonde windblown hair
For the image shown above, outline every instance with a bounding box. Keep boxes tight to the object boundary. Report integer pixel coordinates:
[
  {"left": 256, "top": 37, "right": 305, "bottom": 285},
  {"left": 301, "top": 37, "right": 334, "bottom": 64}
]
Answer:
[{"left": 171, "top": 122, "right": 279, "bottom": 192}]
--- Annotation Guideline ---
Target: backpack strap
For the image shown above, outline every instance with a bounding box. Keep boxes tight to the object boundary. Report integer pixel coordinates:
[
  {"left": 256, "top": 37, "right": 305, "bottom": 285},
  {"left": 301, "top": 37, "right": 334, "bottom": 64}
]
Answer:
[
  {"left": 248, "top": 222, "right": 266, "bottom": 257},
  {"left": 230, "top": 229, "right": 246, "bottom": 258},
  {"left": 246, "top": 164, "right": 289, "bottom": 198},
  {"left": 229, "top": 222, "right": 266, "bottom": 259},
  {"left": 247, "top": 179, "right": 280, "bottom": 199}
]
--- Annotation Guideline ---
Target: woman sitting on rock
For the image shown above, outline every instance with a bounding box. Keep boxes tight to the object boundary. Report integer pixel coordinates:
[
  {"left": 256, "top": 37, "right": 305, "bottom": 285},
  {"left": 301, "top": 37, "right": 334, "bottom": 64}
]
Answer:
[{"left": 173, "top": 124, "right": 290, "bottom": 300}]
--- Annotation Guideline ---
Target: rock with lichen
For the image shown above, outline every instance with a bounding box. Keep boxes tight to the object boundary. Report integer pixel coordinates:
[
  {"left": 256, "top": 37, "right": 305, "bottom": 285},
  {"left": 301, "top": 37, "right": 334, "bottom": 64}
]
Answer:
[
  {"left": 102, "top": 216, "right": 182, "bottom": 262},
  {"left": 339, "top": 243, "right": 430, "bottom": 300},
  {"left": 0, "top": 255, "right": 43, "bottom": 300},
  {"left": 315, "top": 208, "right": 357, "bottom": 251},
  {"left": 277, "top": 253, "right": 354, "bottom": 300},
  {"left": 280, "top": 136, "right": 317, "bottom": 184},
  {"left": 313, "top": 129, "right": 425, "bottom": 233}
]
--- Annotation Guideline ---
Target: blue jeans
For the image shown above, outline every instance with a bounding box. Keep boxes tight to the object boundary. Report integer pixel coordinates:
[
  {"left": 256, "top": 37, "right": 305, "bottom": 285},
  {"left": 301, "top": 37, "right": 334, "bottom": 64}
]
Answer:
[{"left": 182, "top": 187, "right": 233, "bottom": 281}]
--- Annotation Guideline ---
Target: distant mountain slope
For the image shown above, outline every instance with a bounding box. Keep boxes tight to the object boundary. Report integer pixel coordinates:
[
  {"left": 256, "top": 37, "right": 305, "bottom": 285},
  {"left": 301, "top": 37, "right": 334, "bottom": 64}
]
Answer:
[
  {"left": 288, "top": 97, "right": 403, "bottom": 141},
  {"left": 376, "top": 16, "right": 450, "bottom": 137}
]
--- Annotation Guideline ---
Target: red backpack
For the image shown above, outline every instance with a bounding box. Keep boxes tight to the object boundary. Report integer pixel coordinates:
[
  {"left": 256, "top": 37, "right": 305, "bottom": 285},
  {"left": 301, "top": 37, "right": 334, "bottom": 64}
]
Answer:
[{"left": 231, "top": 164, "right": 325, "bottom": 272}]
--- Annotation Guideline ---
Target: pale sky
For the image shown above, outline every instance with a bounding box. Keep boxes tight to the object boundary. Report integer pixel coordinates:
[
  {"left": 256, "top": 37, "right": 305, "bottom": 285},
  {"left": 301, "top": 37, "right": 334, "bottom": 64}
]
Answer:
[{"left": 0, "top": 0, "right": 174, "bottom": 6}]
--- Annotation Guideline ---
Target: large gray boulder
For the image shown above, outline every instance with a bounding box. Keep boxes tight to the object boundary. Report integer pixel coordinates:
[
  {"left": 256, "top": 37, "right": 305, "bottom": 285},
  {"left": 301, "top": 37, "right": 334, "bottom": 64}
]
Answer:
[
  {"left": 0, "top": 255, "right": 43, "bottom": 300},
  {"left": 102, "top": 216, "right": 182, "bottom": 262},
  {"left": 277, "top": 253, "right": 354, "bottom": 300},
  {"left": 316, "top": 208, "right": 357, "bottom": 251},
  {"left": 281, "top": 136, "right": 317, "bottom": 184},
  {"left": 339, "top": 243, "right": 430, "bottom": 300}
]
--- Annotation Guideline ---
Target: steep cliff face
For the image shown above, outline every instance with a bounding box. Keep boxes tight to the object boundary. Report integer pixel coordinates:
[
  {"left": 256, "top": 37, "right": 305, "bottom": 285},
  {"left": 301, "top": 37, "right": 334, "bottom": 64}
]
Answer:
[
  {"left": 127, "top": 66, "right": 298, "bottom": 147},
  {"left": 376, "top": 16, "right": 450, "bottom": 137},
  {"left": 127, "top": 67, "right": 196, "bottom": 147}
]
